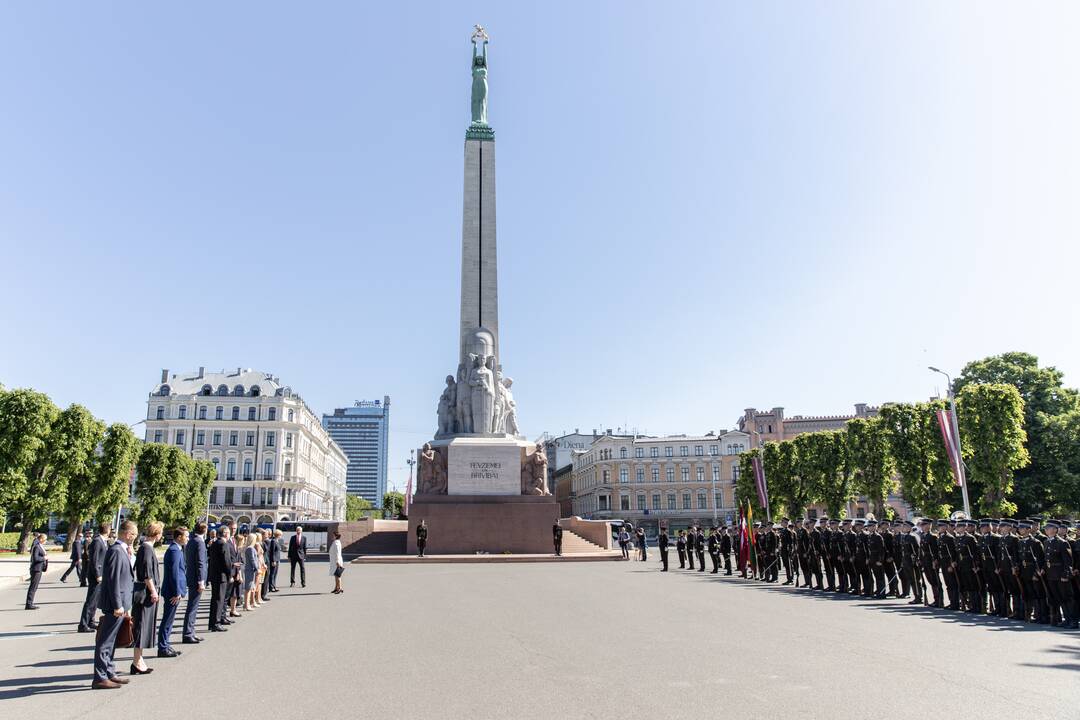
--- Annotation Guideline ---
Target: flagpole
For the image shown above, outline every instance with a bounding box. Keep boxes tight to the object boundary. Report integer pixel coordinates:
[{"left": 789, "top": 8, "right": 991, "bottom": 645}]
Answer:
[{"left": 929, "top": 367, "right": 971, "bottom": 518}]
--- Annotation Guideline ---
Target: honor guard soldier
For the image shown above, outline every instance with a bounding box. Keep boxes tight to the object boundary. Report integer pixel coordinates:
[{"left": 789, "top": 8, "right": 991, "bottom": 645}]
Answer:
[
  {"left": 917, "top": 518, "right": 943, "bottom": 607},
  {"left": 779, "top": 519, "right": 795, "bottom": 585},
  {"left": 553, "top": 522, "right": 563, "bottom": 557},
  {"left": 416, "top": 520, "right": 428, "bottom": 558},
  {"left": 695, "top": 526, "right": 706, "bottom": 572},
  {"left": 810, "top": 519, "right": 827, "bottom": 590},
  {"left": 843, "top": 519, "right": 859, "bottom": 594},
  {"left": 866, "top": 521, "right": 887, "bottom": 597},
  {"left": 676, "top": 531, "right": 688, "bottom": 569},
  {"left": 829, "top": 518, "right": 847, "bottom": 593},
  {"left": 658, "top": 527, "right": 670, "bottom": 571},
  {"left": 977, "top": 519, "right": 1002, "bottom": 616},
  {"left": 1018, "top": 520, "right": 1049, "bottom": 623},
  {"left": 937, "top": 520, "right": 962, "bottom": 610},
  {"left": 996, "top": 518, "right": 1024, "bottom": 619},
  {"left": 707, "top": 528, "right": 720, "bottom": 574},
  {"left": 1043, "top": 520, "right": 1077, "bottom": 628},
  {"left": 720, "top": 526, "right": 733, "bottom": 575},
  {"left": 686, "top": 528, "right": 696, "bottom": 570}
]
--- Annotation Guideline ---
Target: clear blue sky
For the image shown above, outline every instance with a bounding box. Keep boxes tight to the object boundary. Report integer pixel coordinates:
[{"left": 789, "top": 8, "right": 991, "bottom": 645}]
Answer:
[{"left": 2, "top": 3, "right": 1078, "bottom": 490}]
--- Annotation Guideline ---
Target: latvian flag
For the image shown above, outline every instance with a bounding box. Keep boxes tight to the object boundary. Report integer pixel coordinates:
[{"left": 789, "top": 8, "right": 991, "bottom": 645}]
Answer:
[{"left": 935, "top": 409, "right": 964, "bottom": 487}]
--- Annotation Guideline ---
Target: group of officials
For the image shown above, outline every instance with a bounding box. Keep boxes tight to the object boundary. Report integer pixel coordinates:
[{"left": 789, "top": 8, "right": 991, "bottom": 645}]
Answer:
[
  {"left": 651, "top": 515, "right": 1079, "bottom": 630},
  {"left": 59, "top": 518, "right": 309, "bottom": 689}
]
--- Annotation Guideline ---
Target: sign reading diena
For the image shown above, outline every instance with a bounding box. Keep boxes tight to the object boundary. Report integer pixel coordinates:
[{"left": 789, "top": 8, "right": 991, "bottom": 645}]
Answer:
[{"left": 469, "top": 461, "right": 501, "bottom": 479}]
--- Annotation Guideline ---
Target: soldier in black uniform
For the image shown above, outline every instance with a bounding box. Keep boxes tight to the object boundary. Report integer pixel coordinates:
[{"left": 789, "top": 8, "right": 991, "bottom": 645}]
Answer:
[
  {"left": 552, "top": 521, "right": 563, "bottom": 557},
  {"left": 977, "top": 519, "right": 1002, "bottom": 616},
  {"left": 866, "top": 520, "right": 887, "bottom": 598},
  {"left": 1069, "top": 523, "right": 1080, "bottom": 625},
  {"left": 854, "top": 520, "right": 873, "bottom": 596},
  {"left": 996, "top": 518, "right": 1023, "bottom": 619},
  {"left": 917, "top": 518, "right": 943, "bottom": 607},
  {"left": 795, "top": 520, "right": 812, "bottom": 588},
  {"left": 765, "top": 524, "right": 781, "bottom": 582},
  {"left": 897, "top": 520, "right": 919, "bottom": 602},
  {"left": 686, "top": 527, "right": 696, "bottom": 570},
  {"left": 880, "top": 519, "right": 900, "bottom": 597},
  {"left": 956, "top": 519, "right": 984, "bottom": 612},
  {"left": 720, "top": 525, "right": 733, "bottom": 575},
  {"left": 778, "top": 519, "right": 794, "bottom": 585},
  {"left": 843, "top": 519, "right": 859, "bottom": 595},
  {"left": 676, "top": 530, "right": 687, "bottom": 569},
  {"left": 658, "top": 527, "right": 669, "bottom": 571},
  {"left": 809, "top": 519, "right": 826, "bottom": 591},
  {"left": 828, "top": 519, "right": 847, "bottom": 593},
  {"left": 695, "top": 526, "right": 706, "bottom": 572},
  {"left": 1043, "top": 520, "right": 1077, "bottom": 628},
  {"left": 937, "top": 520, "right": 962, "bottom": 610},
  {"left": 707, "top": 527, "right": 720, "bottom": 573},
  {"left": 416, "top": 520, "right": 428, "bottom": 558},
  {"left": 1018, "top": 520, "right": 1049, "bottom": 623}
]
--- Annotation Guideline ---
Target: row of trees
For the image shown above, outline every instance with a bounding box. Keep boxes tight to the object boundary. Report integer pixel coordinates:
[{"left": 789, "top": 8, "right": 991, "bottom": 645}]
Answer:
[
  {"left": 0, "top": 388, "right": 216, "bottom": 553},
  {"left": 736, "top": 352, "right": 1080, "bottom": 520}
]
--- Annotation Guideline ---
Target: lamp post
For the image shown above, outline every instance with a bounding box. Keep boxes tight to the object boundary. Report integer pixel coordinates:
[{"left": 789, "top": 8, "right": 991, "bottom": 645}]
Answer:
[{"left": 928, "top": 366, "right": 972, "bottom": 519}]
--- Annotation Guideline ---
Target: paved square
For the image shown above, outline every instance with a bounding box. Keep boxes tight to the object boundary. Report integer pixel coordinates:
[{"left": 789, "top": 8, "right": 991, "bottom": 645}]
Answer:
[{"left": 1, "top": 560, "right": 1077, "bottom": 719}]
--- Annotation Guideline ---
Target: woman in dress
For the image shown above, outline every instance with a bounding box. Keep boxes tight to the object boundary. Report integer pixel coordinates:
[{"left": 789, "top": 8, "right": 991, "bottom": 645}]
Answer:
[
  {"left": 243, "top": 532, "right": 259, "bottom": 611},
  {"left": 329, "top": 531, "right": 345, "bottom": 595},
  {"left": 131, "top": 521, "right": 163, "bottom": 675},
  {"left": 253, "top": 530, "right": 266, "bottom": 607}
]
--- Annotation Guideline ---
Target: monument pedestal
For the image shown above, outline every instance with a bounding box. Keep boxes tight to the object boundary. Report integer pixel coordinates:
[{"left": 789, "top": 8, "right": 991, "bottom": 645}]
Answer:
[{"left": 407, "top": 495, "right": 559, "bottom": 555}]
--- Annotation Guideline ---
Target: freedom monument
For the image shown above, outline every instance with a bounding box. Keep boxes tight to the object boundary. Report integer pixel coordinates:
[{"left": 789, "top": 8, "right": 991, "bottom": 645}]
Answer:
[{"left": 407, "top": 27, "right": 558, "bottom": 554}]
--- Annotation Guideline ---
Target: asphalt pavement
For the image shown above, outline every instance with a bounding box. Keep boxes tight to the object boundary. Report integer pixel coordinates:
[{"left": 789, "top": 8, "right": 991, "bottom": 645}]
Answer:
[{"left": 0, "top": 557, "right": 1077, "bottom": 719}]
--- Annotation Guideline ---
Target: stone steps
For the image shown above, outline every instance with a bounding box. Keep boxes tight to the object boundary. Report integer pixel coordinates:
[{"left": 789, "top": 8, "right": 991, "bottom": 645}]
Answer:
[{"left": 561, "top": 529, "right": 606, "bottom": 554}]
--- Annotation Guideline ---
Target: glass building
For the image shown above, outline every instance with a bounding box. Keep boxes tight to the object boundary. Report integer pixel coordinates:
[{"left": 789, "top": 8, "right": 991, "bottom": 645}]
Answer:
[{"left": 322, "top": 396, "right": 390, "bottom": 505}]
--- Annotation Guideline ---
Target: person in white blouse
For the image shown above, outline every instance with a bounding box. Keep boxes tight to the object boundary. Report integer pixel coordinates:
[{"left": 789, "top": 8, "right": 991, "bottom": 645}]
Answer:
[{"left": 329, "top": 532, "right": 345, "bottom": 595}]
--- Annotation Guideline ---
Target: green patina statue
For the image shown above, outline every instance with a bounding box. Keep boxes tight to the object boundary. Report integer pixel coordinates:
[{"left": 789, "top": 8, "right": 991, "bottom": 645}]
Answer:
[{"left": 470, "top": 26, "right": 489, "bottom": 126}]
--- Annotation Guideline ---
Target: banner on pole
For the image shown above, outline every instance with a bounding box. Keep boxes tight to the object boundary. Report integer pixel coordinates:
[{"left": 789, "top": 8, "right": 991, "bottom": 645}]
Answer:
[
  {"left": 751, "top": 455, "right": 769, "bottom": 511},
  {"left": 935, "top": 409, "right": 963, "bottom": 487}
]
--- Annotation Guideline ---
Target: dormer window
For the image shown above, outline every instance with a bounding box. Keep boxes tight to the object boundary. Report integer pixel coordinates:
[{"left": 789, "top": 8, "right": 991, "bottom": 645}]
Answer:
[
  {"left": 217, "top": 385, "right": 229, "bottom": 396},
  {"left": 159, "top": 385, "right": 171, "bottom": 396},
  {"left": 250, "top": 385, "right": 261, "bottom": 397},
  {"left": 200, "top": 384, "right": 213, "bottom": 396},
  {"left": 233, "top": 385, "right": 245, "bottom": 396}
]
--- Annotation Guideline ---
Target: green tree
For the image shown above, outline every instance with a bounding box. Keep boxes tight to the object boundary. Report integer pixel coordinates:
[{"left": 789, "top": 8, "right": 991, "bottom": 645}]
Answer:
[
  {"left": 880, "top": 401, "right": 954, "bottom": 518},
  {"left": 815, "top": 430, "right": 854, "bottom": 520},
  {"left": 382, "top": 490, "right": 405, "bottom": 519},
  {"left": 56, "top": 405, "right": 106, "bottom": 551},
  {"left": 955, "top": 352, "right": 1080, "bottom": 514},
  {"left": 761, "top": 440, "right": 798, "bottom": 518},
  {"left": 957, "top": 383, "right": 1029, "bottom": 516},
  {"left": 346, "top": 494, "right": 373, "bottom": 521},
  {"left": 846, "top": 416, "right": 894, "bottom": 518},
  {"left": 134, "top": 444, "right": 194, "bottom": 528},
  {"left": 178, "top": 460, "right": 217, "bottom": 527},
  {"left": 94, "top": 424, "right": 141, "bottom": 526},
  {"left": 784, "top": 434, "right": 825, "bottom": 519},
  {"left": 0, "top": 390, "right": 64, "bottom": 552}
]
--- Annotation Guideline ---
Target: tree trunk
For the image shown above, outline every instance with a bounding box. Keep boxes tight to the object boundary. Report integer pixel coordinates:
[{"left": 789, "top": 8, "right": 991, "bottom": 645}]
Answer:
[
  {"left": 16, "top": 525, "right": 31, "bottom": 554},
  {"left": 64, "top": 513, "right": 83, "bottom": 553}
]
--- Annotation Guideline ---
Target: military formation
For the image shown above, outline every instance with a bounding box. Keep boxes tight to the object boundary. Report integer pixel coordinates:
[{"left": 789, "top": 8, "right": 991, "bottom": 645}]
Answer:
[{"left": 655, "top": 516, "right": 1079, "bottom": 630}]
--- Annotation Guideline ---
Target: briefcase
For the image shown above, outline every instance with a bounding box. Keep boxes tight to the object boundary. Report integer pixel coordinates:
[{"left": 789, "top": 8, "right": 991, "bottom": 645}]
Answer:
[{"left": 96, "top": 614, "right": 135, "bottom": 648}]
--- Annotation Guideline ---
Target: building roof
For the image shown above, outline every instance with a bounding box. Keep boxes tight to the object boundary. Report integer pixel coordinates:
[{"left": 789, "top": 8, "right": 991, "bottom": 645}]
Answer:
[{"left": 153, "top": 368, "right": 286, "bottom": 397}]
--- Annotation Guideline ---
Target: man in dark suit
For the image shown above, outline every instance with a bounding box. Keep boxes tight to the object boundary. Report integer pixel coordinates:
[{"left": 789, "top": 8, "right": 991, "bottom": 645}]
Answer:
[
  {"left": 288, "top": 526, "right": 307, "bottom": 586},
  {"left": 183, "top": 522, "right": 207, "bottom": 643},
  {"left": 268, "top": 529, "right": 282, "bottom": 591},
  {"left": 158, "top": 526, "right": 188, "bottom": 657},
  {"left": 695, "top": 527, "right": 706, "bottom": 572},
  {"left": 552, "top": 521, "right": 563, "bottom": 556},
  {"left": 92, "top": 520, "right": 136, "bottom": 689},
  {"left": 260, "top": 531, "right": 272, "bottom": 601},
  {"left": 720, "top": 526, "right": 733, "bottom": 575},
  {"left": 658, "top": 527, "right": 669, "bottom": 571},
  {"left": 26, "top": 533, "right": 48, "bottom": 610},
  {"left": 207, "top": 526, "right": 231, "bottom": 632},
  {"left": 61, "top": 532, "right": 83, "bottom": 584},
  {"left": 79, "top": 522, "right": 111, "bottom": 632}
]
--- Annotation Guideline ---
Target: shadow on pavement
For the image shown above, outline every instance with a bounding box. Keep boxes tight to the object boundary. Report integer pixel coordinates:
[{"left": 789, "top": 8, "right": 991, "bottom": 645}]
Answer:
[
  {"left": 0, "top": 672, "right": 90, "bottom": 700},
  {"left": 1018, "top": 644, "right": 1080, "bottom": 672}
]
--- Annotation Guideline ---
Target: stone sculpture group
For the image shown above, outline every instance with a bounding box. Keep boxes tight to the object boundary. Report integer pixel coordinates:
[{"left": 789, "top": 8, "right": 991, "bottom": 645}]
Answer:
[{"left": 436, "top": 354, "right": 517, "bottom": 437}]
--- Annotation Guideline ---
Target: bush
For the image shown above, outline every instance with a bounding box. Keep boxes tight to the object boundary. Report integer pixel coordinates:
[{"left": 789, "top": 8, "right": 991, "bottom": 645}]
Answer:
[{"left": 0, "top": 532, "right": 21, "bottom": 551}]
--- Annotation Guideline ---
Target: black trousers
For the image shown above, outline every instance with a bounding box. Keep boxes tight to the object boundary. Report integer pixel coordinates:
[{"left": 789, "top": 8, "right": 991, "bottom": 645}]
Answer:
[
  {"left": 554, "top": 538, "right": 562, "bottom": 556},
  {"left": 798, "top": 554, "right": 812, "bottom": 586},
  {"left": 261, "top": 564, "right": 271, "bottom": 599},
  {"left": 723, "top": 552, "right": 731, "bottom": 574},
  {"left": 660, "top": 548, "right": 669, "bottom": 571},
  {"left": 822, "top": 557, "right": 835, "bottom": 590},
  {"left": 922, "top": 564, "right": 942, "bottom": 605},
  {"left": 25, "top": 571, "right": 42, "bottom": 607},
  {"left": 781, "top": 551, "right": 793, "bottom": 582},
  {"left": 269, "top": 562, "right": 279, "bottom": 590},
  {"left": 80, "top": 579, "right": 100, "bottom": 629},
  {"left": 677, "top": 549, "right": 686, "bottom": 568},
  {"left": 857, "top": 561, "right": 873, "bottom": 594},
  {"left": 687, "top": 549, "right": 695, "bottom": 569},
  {"left": 943, "top": 567, "right": 961, "bottom": 608},
  {"left": 709, "top": 550, "right": 719, "bottom": 573},
  {"left": 290, "top": 558, "right": 306, "bottom": 583},
  {"left": 210, "top": 580, "right": 227, "bottom": 629},
  {"left": 834, "top": 557, "right": 847, "bottom": 591},
  {"left": 61, "top": 559, "right": 82, "bottom": 583},
  {"left": 696, "top": 550, "right": 705, "bottom": 571},
  {"left": 872, "top": 564, "right": 887, "bottom": 595}
]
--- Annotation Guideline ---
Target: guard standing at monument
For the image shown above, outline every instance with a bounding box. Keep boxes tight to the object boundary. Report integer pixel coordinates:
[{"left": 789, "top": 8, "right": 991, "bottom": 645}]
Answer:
[
  {"left": 707, "top": 528, "right": 720, "bottom": 574},
  {"left": 658, "top": 527, "right": 670, "bottom": 571},
  {"left": 676, "top": 531, "right": 687, "bottom": 569},
  {"left": 417, "top": 520, "right": 428, "bottom": 558},
  {"left": 686, "top": 528, "right": 696, "bottom": 570},
  {"left": 552, "top": 522, "right": 562, "bottom": 557},
  {"left": 695, "top": 527, "right": 706, "bottom": 572},
  {"left": 720, "top": 526, "right": 733, "bottom": 575}
]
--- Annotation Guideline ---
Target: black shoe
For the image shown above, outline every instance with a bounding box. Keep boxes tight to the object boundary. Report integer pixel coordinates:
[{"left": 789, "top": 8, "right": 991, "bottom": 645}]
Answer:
[
  {"left": 25, "top": 605, "right": 39, "bottom": 610},
  {"left": 301, "top": 583, "right": 306, "bottom": 588},
  {"left": 77, "top": 625, "right": 94, "bottom": 633},
  {"left": 210, "top": 626, "right": 228, "bottom": 632},
  {"left": 129, "top": 664, "right": 153, "bottom": 675},
  {"left": 89, "top": 621, "right": 99, "bottom": 629},
  {"left": 158, "top": 648, "right": 181, "bottom": 658},
  {"left": 182, "top": 637, "right": 202, "bottom": 644}
]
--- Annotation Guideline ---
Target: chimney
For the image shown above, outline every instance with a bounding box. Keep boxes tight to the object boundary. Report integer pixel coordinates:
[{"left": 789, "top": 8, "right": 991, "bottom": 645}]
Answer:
[
  {"left": 236, "top": 367, "right": 242, "bottom": 375},
  {"left": 606, "top": 428, "right": 612, "bottom": 435},
  {"left": 161, "top": 369, "right": 169, "bottom": 384},
  {"left": 198, "top": 366, "right": 205, "bottom": 379}
]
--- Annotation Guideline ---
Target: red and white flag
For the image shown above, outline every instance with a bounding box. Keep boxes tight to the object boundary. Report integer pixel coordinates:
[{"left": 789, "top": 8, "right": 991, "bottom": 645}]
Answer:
[
  {"left": 404, "top": 475, "right": 413, "bottom": 516},
  {"left": 751, "top": 455, "right": 770, "bottom": 510},
  {"left": 936, "top": 409, "right": 964, "bottom": 487}
]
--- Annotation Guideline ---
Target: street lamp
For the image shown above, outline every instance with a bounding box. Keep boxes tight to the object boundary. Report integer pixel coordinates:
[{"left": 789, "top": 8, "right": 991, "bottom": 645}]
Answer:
[{"left": 928, "top": 366, "right": 972, "bottom": 519}]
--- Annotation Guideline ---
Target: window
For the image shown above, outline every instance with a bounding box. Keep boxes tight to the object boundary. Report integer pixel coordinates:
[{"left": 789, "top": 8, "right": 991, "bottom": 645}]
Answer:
[
  {"left": 650, "top": 447, "right": 659, "bottom": 458},
  {"left": 681, "top": 467, "right": 689, "bottom": 482},
  {"left": 652, "top": 493, "right": 661, "bottom": 509},
  {"left": 680, "top": 445, "right": 689, "bottom": 457},
  {"left": 712, "top": 464, "right": 720, "bottom": 482},
  {"left": 620, "top": 447, "right": 627, "bottom": 459},
  {"left": 212, "top": 457, "right": 220, "bottom": 478},
  {"left": 602, "top": 470, "right": 610, "bottom": 484},
  {"left": 215, "top": 406, "right": 223, "bottom": 420},
  {"left": 266, "top": 433, "right": 275, "bottom": 448},
  {"left": 696, "top": 467, "right": 705, "bottom": 482},
  {"left": 694, "top": 445, "right": 703, "bottom": 456},
  {"left": 710, "top": 445, "right": 719, "bottom": 456},
  {"left": 285, "top": 433, "right": 293, "bottom": 449},
  {"left": 224, "top": 487, "right": 234, "bottom": 504},
  {"left": 250, "top": 385, "right": 261, "bottom": 397},
  {"left": 243, "top": 459, "right": 253, "bottom": 481},
  {"left": 635, "top": 447, "right": 644, "bottom": 458},
  {"left": 196, "top": 431, "right": 205, "bottom": 446},
  {"left": 229, "top": 431, "right": 238, "bottom": 447},
  {"left": 268, "top": 408, "right": 276, "bottom": 421},
  {"left": 178, "top": 406, "right": 187, "bottom": 420},
  {"left": 287, "top": 409, "right": 294, "bottom": 422},
  {"left": 682, "top": 493, "right": 691, "bottom": 509},
  {"left": 248, "top": 407, "right": 256, "bottom": 421},
  {"left": 263, "top": 459, "right": 273, "bottom": 478},
  {"left": 652, "top": 468, "right": 659, "bottom": 482},
  {"left": 241, "top": 488, "right": 251, "bottom": 505},
  {"left": 213, "top": 431, "right": 221, "bottom": 446},
  {"left": 156, "top": 406, "right": 164, "bottom": 420},
  {"left": 175, "top": 430, "right": 185, "bottom": 446},
  {"left": 153, "top": 430, "right": 163, "bottom": 443},
  {"left": 201, "top": 384, "right": 213, "bottom": 396},
  {"left": 231, "top": 407, "right": 240, "bottom": 420},
  {"left": 619, "top": 468, "right": 628, "bottom": 483},
  {"left": 598, "top": 495, "right": 610, "bottom": 511},
  {"left": 246, "top": 431, "right": 255, "bottom": 447},
  {"left": 732, "top": 464, "right": 740, "bottom": 482},
  {"left": 233, "top": 385, "right": 245, "bottom": 397},
  {"left": 767, "top": 424, "right": 772, "bottom": 433},
  {"left": 636, "top": 494, "right": 646, "bottom": 510},
  {"left": 665, "top": 447, "right": 673, "bottom": 457},
  {"left": 620, "top": 495, "right": 630, "bottom": 511},
  {"left": 636, "top": 468, "right": 644, "bottom": 483},
  {"left": 667, "top": 494, "right": 677, "bottom": 510},
  {"left": 666, "top": 468, "right": 675, "bottom": 482},
  {"left": 217, "top": 385, "right": 228, "bottom": 396},
  {"left": 159, "top": 385, "right": 170, "bottom": 396},
  {"left": 226, "top": 460, "right": 236, "bottom": 480},
  {"left": 715, "top": 492, "right": 723, "bottom": 508},
  {"left": 697, "top": 492, "right": 707, "bottom": 509},
  {"left": 199, "top": 406, "right": 207, "bottom": 420}
]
